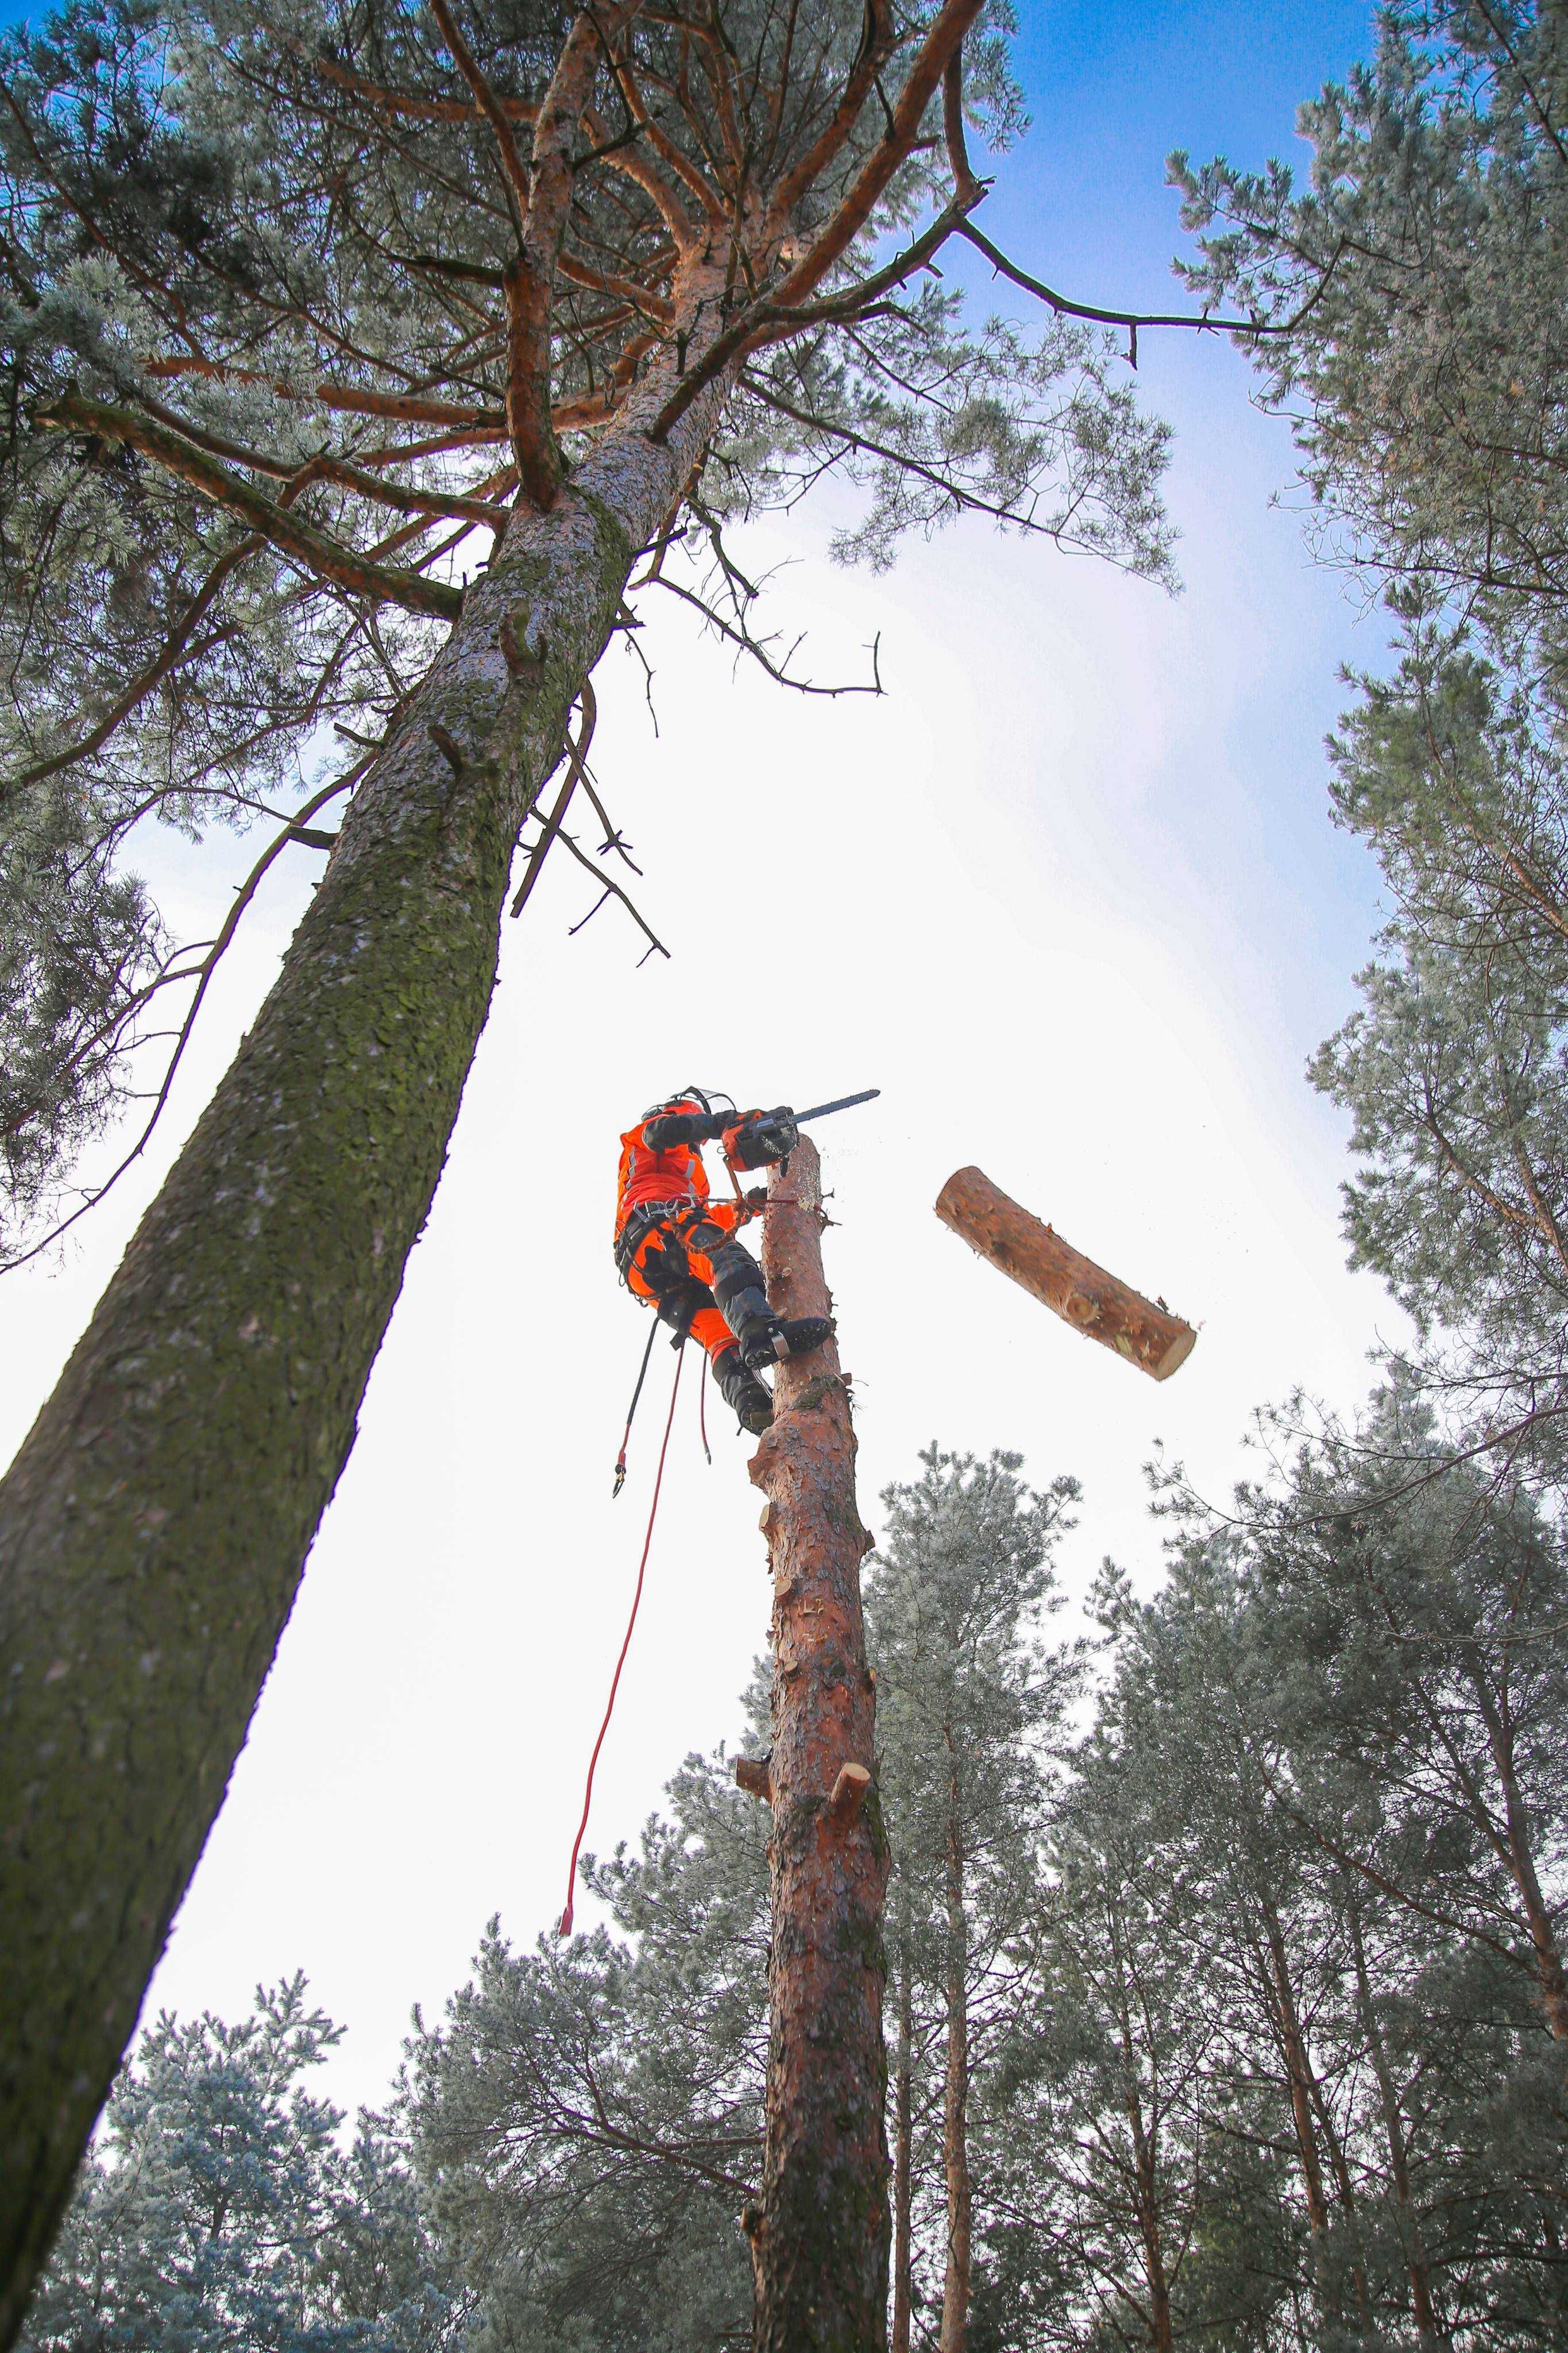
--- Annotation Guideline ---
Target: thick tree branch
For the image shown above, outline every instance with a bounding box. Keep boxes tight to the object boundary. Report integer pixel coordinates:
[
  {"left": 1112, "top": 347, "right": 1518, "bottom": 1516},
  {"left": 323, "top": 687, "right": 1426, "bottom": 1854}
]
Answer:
[
  {"left": 504, "top": 10, "right": 621, "bottom": 505},
  {"left": 773, "top": 0, "right": 986, "bottom": 306},
  {"left": 765, "top": 0, "right": 895, "bottom": 230},
  {"left": 37, "top": 396, "right": 464, "bottom": 619},
  {"left": 425, "top": 0, "right": 534, "bottom": 214},
  {"left": 942, "top": 43, "right": 979, "bottom": 204},
  {"left": 649, "top": 186, "right": 979, "bottom": 441},
  {"left": 598, "top": 41, "right": 726, "bottom": 226},
  {"left": 285, "top": 36, "right": 539, "bottom": 125},
  {"left": 582, "top": 101, "right": 702, "bottom": 248}
]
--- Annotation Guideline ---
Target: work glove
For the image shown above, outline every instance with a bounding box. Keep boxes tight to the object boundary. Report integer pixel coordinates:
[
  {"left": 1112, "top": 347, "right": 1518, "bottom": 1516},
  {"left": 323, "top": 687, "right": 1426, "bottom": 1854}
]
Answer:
[{"left": 724, "top": 1106, "right": 798, "bottom": 1170}]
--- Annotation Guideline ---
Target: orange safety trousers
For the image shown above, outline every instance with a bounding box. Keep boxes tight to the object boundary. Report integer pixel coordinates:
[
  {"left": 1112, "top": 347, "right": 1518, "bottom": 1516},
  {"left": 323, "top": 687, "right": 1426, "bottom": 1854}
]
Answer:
[{"left": 625, "top": 1199, "right": 747, "bottom": 1365}]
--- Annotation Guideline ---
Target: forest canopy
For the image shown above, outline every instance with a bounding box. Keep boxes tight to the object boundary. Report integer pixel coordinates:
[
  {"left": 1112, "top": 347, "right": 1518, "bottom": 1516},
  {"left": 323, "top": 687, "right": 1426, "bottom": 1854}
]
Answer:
[{"left": 9, "top": 0, "right": 1568, "bottom": 2348}]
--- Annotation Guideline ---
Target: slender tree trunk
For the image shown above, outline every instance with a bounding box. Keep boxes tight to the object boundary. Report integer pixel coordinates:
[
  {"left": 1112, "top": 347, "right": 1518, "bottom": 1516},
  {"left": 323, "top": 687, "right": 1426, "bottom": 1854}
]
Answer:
[
  {"left": 1257, "top": 1911, "right": 1330, "bottom": 2239},
  {"left": 939, "top": 1749, "right": 971, "bottom": 2353},
  {"left": 1310, "top": 2082, "right": 1373, "bottom": 2337},
  {"left": 1107, "top": 1905, "right": 1175, "bottom": 2353},
  {"left": 1258, "top": 1897, "right": 1371, "bottom": 2337},
  {"left": 1126, "top": 2089, "right": 1175, "bottom": 2353},
  {"left": 748, "top": 1138, "right": 890, "bottom": 2351},
  {"left": 1471, "top": 1671, "right": 1568, "bottom": 2045},
  {"left": 1135, "top": 2147, "right": 1176, "bottom": 2353},
  {"left": 891, "top": 1882, "right": 914, "bottom": 2353},
  {"left": 1346, "top": 1900, "right": 1445, "bottom": 2350},
  {"left": 0, "top": 325, "right": 729, "bottom": 2347}
]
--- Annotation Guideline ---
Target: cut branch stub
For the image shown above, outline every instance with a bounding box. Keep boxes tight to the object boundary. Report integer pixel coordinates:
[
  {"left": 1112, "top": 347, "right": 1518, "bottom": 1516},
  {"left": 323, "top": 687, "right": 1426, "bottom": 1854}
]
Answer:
[
  {"left": 747, "top": 1136, "right": 890, "bottom": 2352},
  {"left": 829, "top": 1761, "right": 872, "bottom": 1825},
  {"left": 934, "top": 1165, "right": 1197, "bottom": 1381}
]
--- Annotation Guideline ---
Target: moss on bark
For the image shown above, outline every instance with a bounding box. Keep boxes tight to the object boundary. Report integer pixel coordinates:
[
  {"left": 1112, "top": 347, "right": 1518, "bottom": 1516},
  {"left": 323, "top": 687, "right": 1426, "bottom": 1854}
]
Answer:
[{"left": 0, "top": 444, "right": 672, "bottom": 2346}]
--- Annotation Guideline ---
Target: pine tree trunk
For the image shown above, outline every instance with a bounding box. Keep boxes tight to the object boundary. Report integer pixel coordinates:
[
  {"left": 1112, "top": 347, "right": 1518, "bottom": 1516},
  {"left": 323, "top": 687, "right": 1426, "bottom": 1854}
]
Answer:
[
  {"left": 1472, "top": 1672, "right": 1568, "bottom": 2046},
  {"left": 891, "top": 1883, "right": 914, "bottom": 2353},
  {"left": 1309, "top": 2080, "right": 1373, "bottom": 2333},
  {"left": 939, "top": 1750, "right": 971, "bottom": 2353},
  {"left": 1126, "top": 2088, "right": 1175, "bottom": 2353},
  {"left": 748, "top": 1137, "right": 890, "bottom": 2352},
  {"left": 1346, "top": 1899, "right": 1446, "bottom": 2350},
  {"left": 0, "top": 346, "right": 729, "bottom": 2348},
  {"left": 1107, "top": 1908, "right": 1175, "bottom": 2353},
  {"left": 1258, "top": 1899, "right": 1370, "bottom": 2335},
  {"left": 1258, "top": 1911, "right": 1330, "bottom": 2242}
]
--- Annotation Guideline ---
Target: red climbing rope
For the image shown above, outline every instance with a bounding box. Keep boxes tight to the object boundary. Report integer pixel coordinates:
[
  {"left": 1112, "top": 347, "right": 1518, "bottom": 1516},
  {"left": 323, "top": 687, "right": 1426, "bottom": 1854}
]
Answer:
[{"left": 559, "top": 1342, "right": 686, "bottom": 1937}]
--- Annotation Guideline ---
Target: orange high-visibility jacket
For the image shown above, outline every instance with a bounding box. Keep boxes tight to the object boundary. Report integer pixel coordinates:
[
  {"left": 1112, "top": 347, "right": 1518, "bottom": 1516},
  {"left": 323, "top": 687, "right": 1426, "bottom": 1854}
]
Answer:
[{"left": 615, "top": 1098, "right": 714, "bottom": 1237}]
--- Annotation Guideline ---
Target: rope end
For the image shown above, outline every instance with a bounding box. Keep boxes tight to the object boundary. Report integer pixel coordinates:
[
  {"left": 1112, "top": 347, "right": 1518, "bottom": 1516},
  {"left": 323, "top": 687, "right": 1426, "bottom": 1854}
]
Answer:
[
  {"left": 612, "top": 1454, "right": 626, "bottom": 1498},
  {"left": 558, "top": 1899, "right": 574, "bottom": 1938}
]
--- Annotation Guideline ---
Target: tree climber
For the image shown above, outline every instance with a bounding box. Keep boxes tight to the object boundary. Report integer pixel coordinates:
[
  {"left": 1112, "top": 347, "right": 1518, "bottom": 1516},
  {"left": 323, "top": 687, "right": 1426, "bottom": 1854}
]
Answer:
[{"left": 615, "top": 1090, "right": 832, "bottom": 1434}]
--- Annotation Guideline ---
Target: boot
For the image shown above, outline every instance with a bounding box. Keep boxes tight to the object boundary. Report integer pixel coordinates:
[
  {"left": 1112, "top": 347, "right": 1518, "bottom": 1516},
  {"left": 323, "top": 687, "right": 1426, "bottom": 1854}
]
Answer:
[
  {"left": 738, "top": 1313, "right": 833, "bottom": 1372},
  {"left": 713, "top": 1345, "right": 774, "bottom": 1434}
]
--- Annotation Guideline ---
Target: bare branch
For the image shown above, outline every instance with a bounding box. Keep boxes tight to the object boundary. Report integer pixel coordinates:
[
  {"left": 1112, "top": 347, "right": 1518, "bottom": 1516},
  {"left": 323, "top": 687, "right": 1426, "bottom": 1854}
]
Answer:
[
  {"left": 958, "top": 221, "right": 1312, "bottom": 352},
  {"left": 509, "top": 682, "right": 597, "bottom": 917},
  {"left": 642, "top": 570, "right": 881, "bottom": 697}
]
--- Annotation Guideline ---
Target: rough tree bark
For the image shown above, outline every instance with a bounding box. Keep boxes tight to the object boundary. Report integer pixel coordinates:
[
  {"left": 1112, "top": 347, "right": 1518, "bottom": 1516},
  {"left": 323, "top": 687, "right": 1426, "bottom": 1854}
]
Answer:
[
  {"left": 939, "top": 1746, "right": 971, "bottom": 2353},
  {"left": 0, "top": 333, "right": 729, "bottom": 2348},
  {"left": 746, "top": 1136, "right": 890, "bottom": 2352},
  {"left": 935, "top": 1167, "right": 1195, "bottom": 1380}
]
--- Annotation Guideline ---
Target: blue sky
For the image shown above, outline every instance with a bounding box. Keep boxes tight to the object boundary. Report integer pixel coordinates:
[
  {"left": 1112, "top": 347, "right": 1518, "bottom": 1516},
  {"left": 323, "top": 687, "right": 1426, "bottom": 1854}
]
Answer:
[{"left": 1, "top": 0, "right": 1404, "bottom": 2108}]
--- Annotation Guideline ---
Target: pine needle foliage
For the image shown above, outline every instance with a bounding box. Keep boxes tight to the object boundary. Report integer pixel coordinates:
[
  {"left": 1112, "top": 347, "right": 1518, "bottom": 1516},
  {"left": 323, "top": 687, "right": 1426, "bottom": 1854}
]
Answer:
[
  {"left": 410, "top": 1743, "right": 770, "bottom": 2352},
  {"left": 1171, "top": 0, "right": 1568, "bottom": 653},
  {"left": 0, "top": 0, "right": 1177, "bottom": 1245},
  {"left": 20, "top": 1976, "right": 459, "bottom": 2352},
  {"left": 1172, "top": 0, "right": 1568, "bottom": 1471}
]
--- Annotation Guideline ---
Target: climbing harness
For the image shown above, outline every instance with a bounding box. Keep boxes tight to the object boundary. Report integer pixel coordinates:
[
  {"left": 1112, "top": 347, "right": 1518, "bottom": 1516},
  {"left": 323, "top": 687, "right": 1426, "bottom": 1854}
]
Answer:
[{"left": 559, "top": 1343, "right": 686, "bottom": 1938}]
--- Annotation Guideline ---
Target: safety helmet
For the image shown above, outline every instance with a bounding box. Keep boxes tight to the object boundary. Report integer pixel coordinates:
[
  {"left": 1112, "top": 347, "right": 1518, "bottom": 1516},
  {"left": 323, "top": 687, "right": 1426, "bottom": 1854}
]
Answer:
[{"left": 643, "top": 1085, "right": 736, "bottom": 1121}]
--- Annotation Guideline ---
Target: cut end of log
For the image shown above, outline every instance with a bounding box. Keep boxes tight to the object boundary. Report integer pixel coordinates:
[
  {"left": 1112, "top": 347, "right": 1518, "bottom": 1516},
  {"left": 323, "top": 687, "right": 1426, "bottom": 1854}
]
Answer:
[
  {"left": 934, "top": 1165, "right": 1198, "bottom": 1384},
  {"left": 1151, "top": 1324, "right": 1198, "bottom": 1382},
  {"left": 827, "top": 1761, "right": 871, "bottom": 1825}
]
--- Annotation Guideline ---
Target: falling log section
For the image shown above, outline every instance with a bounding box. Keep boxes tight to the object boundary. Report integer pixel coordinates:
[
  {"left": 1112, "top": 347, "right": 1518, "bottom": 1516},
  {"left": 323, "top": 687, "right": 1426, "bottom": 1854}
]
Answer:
[
  {"left": 935, "top": 1166, "right": 1196, "bottom": 1381},
  {"left": 744, "top": 1136, "right": 890, "bottom": 2353}
]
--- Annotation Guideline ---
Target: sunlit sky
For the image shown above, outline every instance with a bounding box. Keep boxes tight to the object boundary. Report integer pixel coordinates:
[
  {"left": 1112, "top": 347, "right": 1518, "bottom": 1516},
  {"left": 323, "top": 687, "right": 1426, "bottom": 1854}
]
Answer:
[{"left": 2, "top": 0, "right": 1400, "bottom": 2117}]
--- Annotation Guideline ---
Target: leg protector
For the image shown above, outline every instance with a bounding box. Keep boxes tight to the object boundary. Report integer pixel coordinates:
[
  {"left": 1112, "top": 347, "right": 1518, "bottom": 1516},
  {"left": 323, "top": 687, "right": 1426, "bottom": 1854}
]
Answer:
[
  {"left": 709, "top": 1238, "right": 783, "bottom": 1365},
  {"left": 712, "top": 1345, "right": 774, "bottom": 1435},
  {"left": 654, "top": 1275, "right": 710, "bottom": 1350}
]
